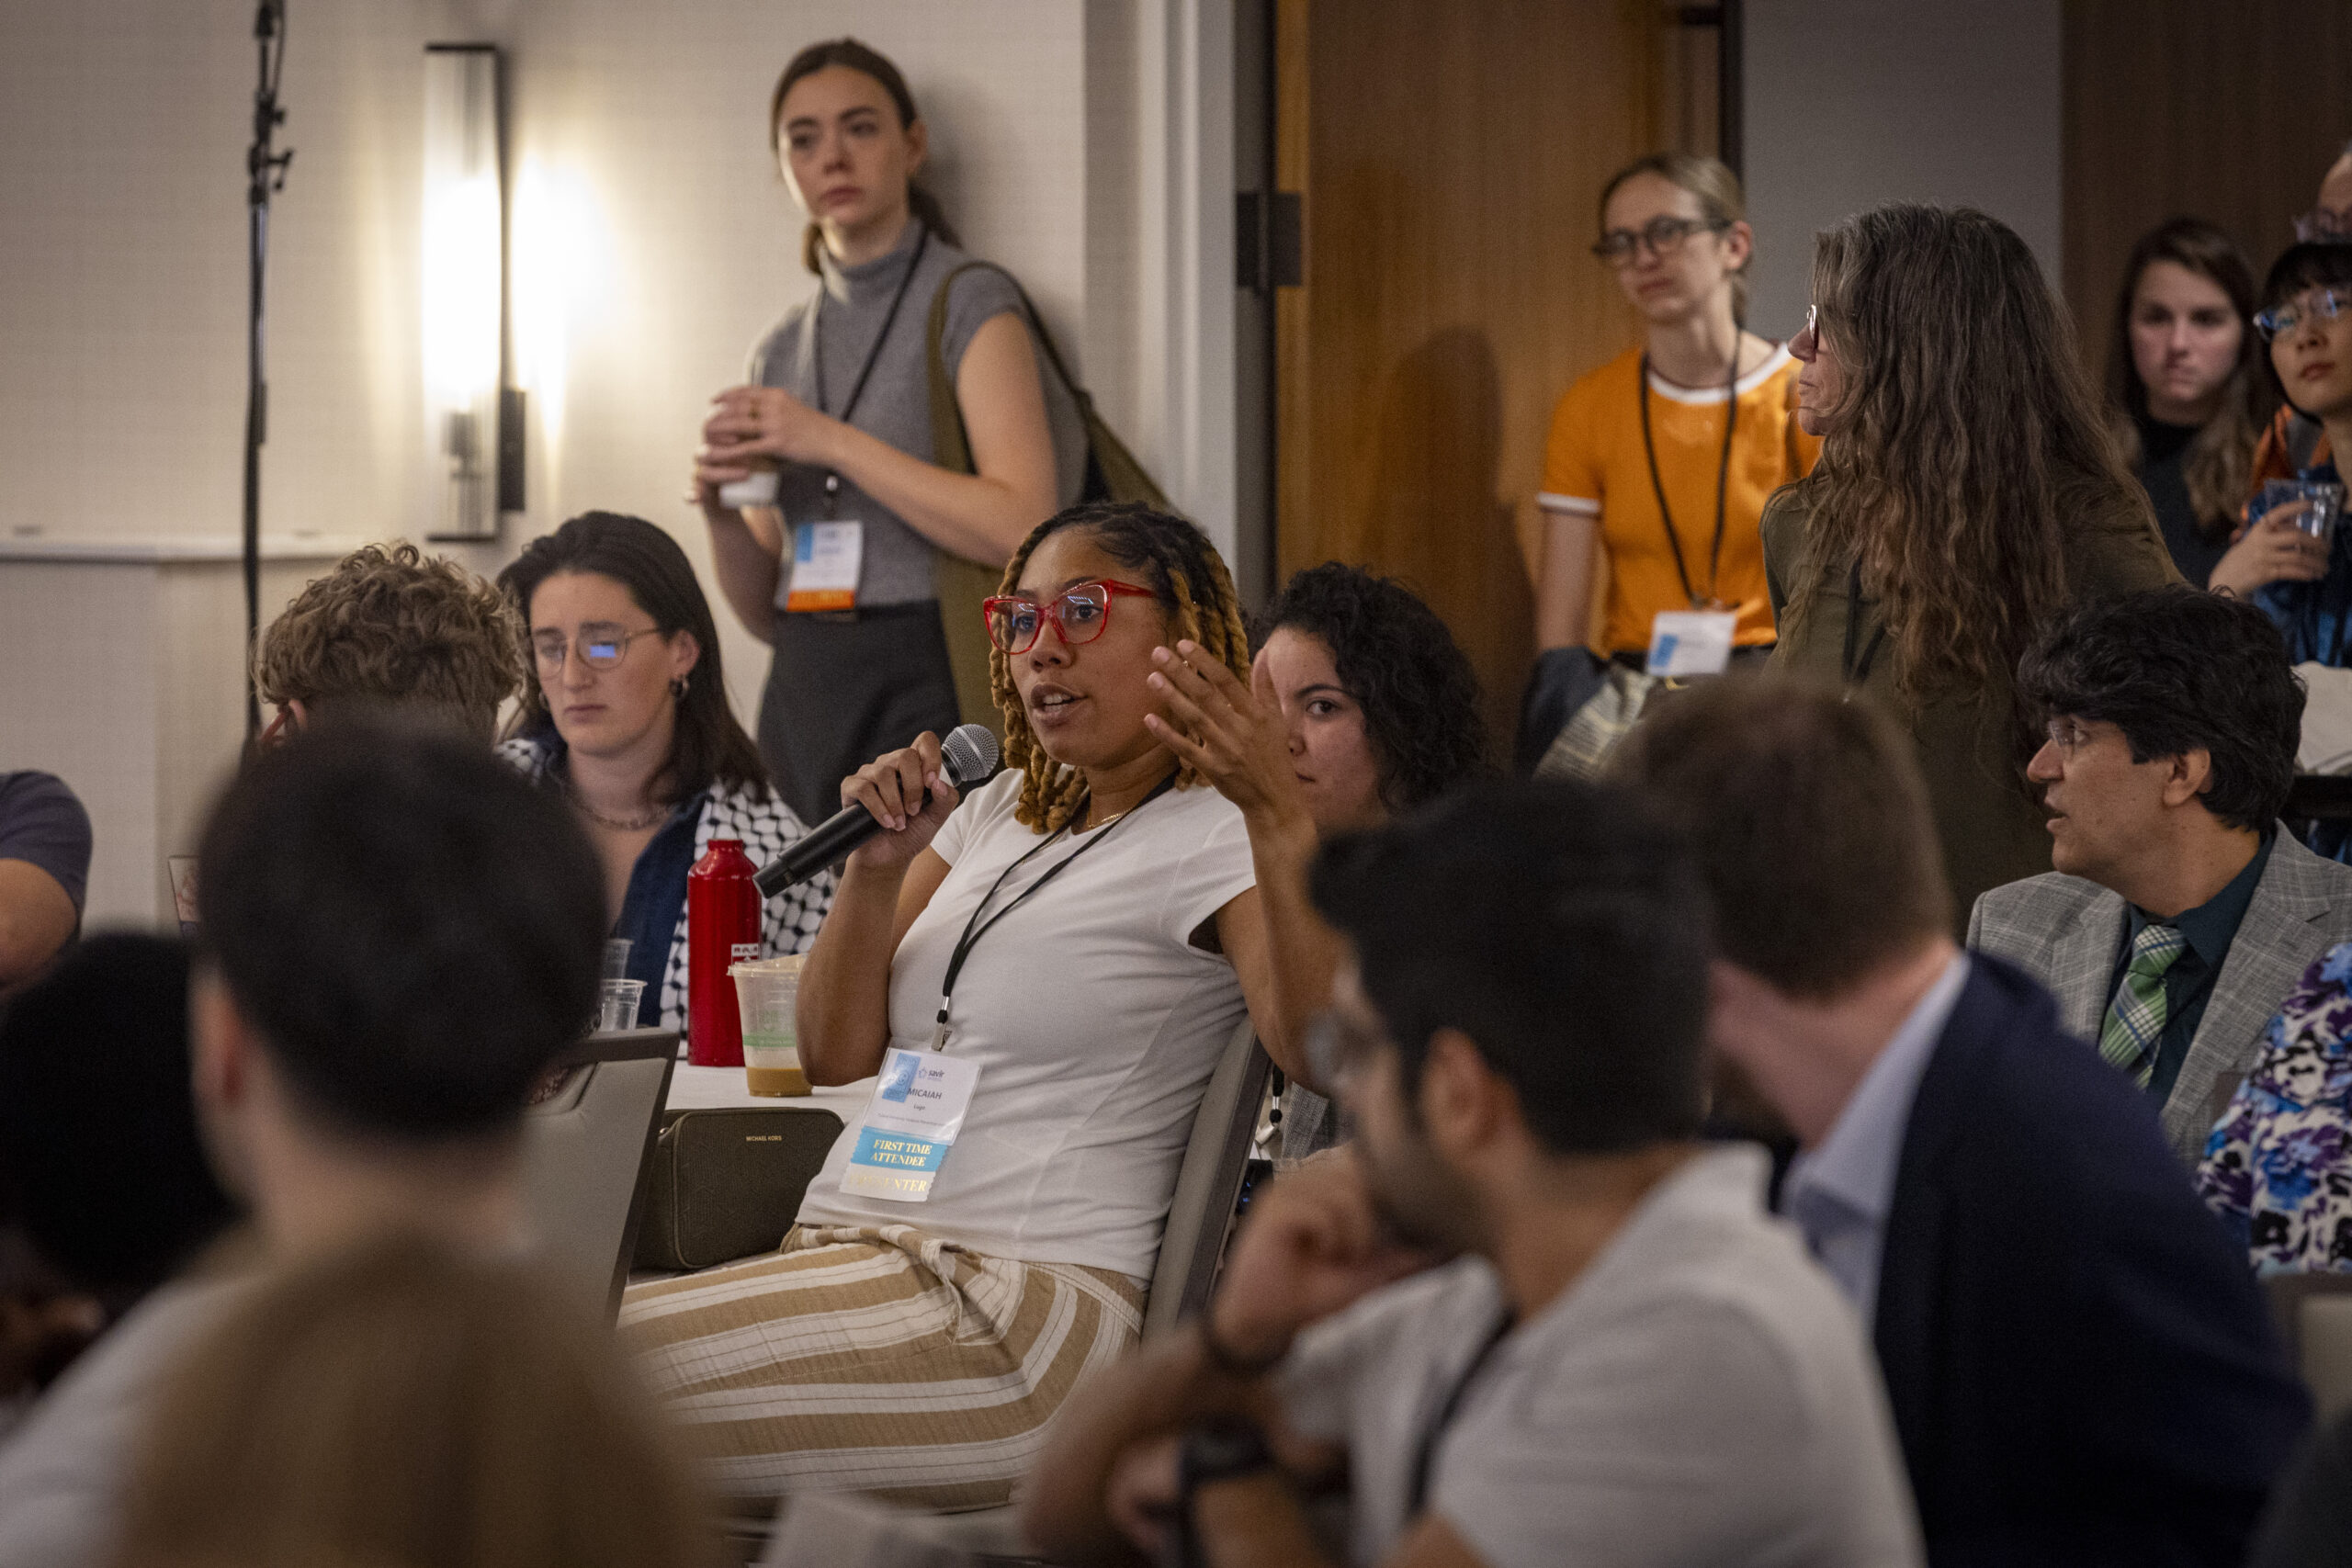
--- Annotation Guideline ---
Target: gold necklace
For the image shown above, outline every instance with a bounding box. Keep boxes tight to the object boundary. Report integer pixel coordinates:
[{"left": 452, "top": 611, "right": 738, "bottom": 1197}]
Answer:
[{"left": 564, "top": 779, "right": 667, "bottom": 832}]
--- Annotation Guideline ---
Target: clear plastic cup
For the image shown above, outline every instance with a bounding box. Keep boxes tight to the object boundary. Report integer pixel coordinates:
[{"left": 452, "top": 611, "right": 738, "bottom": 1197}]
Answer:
[
  {"left": 602, "top": 938, "right": 633, "bottom": 982},
  {"left": 2258, "top": 479, "right": 2345, "bottom": 547},
  {"left": 731, "top": 954, "right": 809, "bottom": 1097},
  {"left": 595, "top": 978, "right": 644, "bottom": 1033}
]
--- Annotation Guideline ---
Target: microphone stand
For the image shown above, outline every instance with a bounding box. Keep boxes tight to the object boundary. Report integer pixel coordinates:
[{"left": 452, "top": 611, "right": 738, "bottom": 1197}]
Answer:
[{"left": 241, "top": 0, "right": 293, "bottom": 739}]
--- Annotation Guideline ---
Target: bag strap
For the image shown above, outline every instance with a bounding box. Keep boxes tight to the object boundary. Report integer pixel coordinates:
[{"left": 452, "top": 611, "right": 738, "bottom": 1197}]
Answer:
[{"left": 922, "top": 260, "right": 1169, "bottom": 509}]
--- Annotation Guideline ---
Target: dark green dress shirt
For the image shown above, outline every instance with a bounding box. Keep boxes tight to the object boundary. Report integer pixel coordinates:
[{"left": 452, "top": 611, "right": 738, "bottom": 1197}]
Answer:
[{"left": 2109, "top": 833, "right": 2273, "bottom": 1102}]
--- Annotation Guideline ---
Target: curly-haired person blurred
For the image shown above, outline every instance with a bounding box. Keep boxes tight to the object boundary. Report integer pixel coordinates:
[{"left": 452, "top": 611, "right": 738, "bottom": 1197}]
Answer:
[
  {"left": 255, "top": 542, "right": 525, "bottom": 744},
  {"left": 1145, "top": 562, "right": 1493, "bottom": 1154}
]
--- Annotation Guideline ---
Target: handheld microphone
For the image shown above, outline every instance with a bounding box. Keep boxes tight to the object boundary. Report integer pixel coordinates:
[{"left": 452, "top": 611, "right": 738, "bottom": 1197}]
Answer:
[{"left": 752, "top": 723, "right": 1001, "bottom": 897}]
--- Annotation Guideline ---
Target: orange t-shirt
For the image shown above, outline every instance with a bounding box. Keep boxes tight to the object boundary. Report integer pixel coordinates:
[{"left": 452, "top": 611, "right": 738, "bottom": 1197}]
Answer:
[{"left": 1540, "top": 345, "right": 1820, "bottom": 655}]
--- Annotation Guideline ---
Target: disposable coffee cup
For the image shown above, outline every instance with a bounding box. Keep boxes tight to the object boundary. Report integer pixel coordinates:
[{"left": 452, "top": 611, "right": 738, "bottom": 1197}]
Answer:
[
  {"left": 596, "top": 978, "right": 645, "bottom": 1033},
  {"left": 718, "top": 469, "right": 780, "bottom": 510},
  {"left": 732, "top": 954, "right": 809, "bottom": 1097}
]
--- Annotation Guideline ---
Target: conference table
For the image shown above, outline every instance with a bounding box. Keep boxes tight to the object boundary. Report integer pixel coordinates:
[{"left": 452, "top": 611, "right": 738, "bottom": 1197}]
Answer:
[{"left": 662, "top": 1062, "right": 874, "bottom": 1120}]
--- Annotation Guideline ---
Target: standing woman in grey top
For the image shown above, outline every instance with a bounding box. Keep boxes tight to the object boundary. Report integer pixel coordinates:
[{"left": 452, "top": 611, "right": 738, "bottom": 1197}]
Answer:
[{"left": 695, "top": 39, "right": 1087, "bottom": 826}]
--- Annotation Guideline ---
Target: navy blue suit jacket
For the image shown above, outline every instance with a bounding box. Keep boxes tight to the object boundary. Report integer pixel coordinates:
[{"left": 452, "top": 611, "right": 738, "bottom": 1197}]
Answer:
[{"left": 1877, "top": 955, "right": 2311, "bottom": 1566}]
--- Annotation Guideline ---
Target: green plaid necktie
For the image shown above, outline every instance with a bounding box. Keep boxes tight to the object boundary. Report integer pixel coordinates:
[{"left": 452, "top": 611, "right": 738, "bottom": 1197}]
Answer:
[{"left": 2099, "top": 924, "right": 2189, "bottom": 1088}]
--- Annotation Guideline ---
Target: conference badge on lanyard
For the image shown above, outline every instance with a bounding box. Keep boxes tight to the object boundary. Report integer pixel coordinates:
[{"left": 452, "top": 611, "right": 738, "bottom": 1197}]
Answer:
[
  {"left": 786, "top": 520, "right": 865, "bottom": 614},
  {"left": 1645, "top": 609, "right": 1738, "bottom": 677},
  {"left": 838, "top": 1047, "right": 983, "bottom": 1202}
]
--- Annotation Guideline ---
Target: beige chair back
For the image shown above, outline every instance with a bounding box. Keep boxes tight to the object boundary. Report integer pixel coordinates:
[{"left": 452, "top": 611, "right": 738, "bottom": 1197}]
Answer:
[
  {"left": 1144, "top": 1018, "right": 1272, "bottom": 1340},
  {"left": 2265, "top": 1271, "right": 2352, "bottom": 1419}
]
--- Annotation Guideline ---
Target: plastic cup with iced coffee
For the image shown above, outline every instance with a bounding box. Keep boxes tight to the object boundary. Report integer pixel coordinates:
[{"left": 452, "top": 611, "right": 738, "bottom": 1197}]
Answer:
[{"left": 731, "top": 954, "right": 809, "bottom": 1096}]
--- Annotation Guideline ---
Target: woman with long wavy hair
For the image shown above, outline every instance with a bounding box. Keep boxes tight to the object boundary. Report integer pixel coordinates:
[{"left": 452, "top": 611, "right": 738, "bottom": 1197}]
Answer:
[{"left": 1763, "top": 204, "right": 2177, "bottom": 919}]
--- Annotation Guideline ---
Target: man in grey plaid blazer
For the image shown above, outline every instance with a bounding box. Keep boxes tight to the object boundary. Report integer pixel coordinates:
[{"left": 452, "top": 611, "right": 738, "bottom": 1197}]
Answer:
[{"left": 1970, "top": 588, "right": 2352, "bottom": 1161}]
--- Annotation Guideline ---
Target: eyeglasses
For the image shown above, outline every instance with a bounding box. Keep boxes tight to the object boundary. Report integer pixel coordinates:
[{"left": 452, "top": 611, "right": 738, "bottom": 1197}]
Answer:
[
  {"left": 1591, "top": 215, "right": 1728, "bottom": 265},
  {"left": 981, "top": 580, "right": 1158, "bottom": 655},
  {"left": 531, "top": 622, "right": 662, "bottom": 671},
  {"left": 2255, "top": 288, "right": 2350, "bottom": 342},
  {"left": 2293, "top": 208, "right": 2352, "bottom": 244}
]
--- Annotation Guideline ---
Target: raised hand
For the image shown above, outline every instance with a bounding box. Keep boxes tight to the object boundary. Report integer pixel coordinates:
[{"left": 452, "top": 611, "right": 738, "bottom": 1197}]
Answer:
[{"left": 1144, "top": 640, "right": 1311, "bottom": 832}]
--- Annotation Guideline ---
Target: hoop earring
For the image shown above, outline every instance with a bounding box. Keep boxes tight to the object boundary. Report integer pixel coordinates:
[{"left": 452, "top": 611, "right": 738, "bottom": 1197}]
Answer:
[{"left": 671, "top": 674, "right": 689, "bottom": 700}]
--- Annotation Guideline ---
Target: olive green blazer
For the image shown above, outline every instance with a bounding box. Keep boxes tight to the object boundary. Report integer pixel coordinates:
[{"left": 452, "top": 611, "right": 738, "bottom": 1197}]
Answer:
[{"left": 1760, "top": 488, "right": 2179, "bottom": 927}]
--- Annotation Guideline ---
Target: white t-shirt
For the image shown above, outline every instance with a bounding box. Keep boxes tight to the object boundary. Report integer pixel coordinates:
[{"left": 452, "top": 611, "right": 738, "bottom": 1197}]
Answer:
[
  {"left": 796, "top": 771, "right": 1257, "bottom": 1278},
  {"left": 1276, "top": 1146, "right": 1924, "bottom": 1568}
]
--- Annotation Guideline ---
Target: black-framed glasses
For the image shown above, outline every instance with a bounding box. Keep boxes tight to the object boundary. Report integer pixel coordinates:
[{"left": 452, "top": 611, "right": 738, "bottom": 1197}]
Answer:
[
  {"left": 2255, "top": 288, "right": 2350, "bottom": 342},
  {"left": 531, "top": 622, "right": 662, "bottom": 671},
  {"left": 1591, "top": 215, "right": 1728, "bottom": 265}
]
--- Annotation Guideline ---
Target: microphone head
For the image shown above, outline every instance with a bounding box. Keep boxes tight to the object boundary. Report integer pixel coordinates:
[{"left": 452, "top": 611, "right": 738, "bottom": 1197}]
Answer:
[{"left": 940, "top": 723, "right": 1001, "bottom": 789}]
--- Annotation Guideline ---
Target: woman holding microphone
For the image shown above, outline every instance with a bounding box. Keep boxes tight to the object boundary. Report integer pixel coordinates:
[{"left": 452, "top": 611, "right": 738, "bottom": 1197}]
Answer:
[
  {"left": 695, "top": 39, "right": 1086, "bottom": 827},
  {"left": 1523, "top": 152, "right": 1818, "bottom": 767}
]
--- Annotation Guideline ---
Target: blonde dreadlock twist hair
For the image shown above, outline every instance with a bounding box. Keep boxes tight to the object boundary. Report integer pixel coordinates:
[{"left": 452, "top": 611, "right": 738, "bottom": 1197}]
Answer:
[{"left": 989, "top": 502, "right": 1250, "bottom": 834}]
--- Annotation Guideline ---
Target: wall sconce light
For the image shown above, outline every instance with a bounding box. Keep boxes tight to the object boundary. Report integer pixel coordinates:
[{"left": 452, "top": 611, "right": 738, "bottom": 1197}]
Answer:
[{"left": 422, "top": 42, "right": 521, "bottom": 539}]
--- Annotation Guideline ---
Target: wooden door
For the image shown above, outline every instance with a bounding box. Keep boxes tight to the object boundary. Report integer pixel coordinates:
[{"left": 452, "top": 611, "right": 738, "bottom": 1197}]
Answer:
[
  {"left": 2063, "top": 0, "right": 2352, "bottom": 380},
  {"left": 1275, "top": 0, "right": 1700, "bottom": 744}
]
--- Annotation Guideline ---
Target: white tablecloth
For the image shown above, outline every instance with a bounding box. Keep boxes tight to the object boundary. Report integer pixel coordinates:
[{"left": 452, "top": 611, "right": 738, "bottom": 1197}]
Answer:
[{"left": 664, "top": 1063, "right": 874, "bottom": 1123}]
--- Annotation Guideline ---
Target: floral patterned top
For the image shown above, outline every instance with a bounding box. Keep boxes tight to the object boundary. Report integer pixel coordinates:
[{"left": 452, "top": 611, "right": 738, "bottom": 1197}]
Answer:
[{"left": 2198, "top": 941, "right": 2352, "bottom": 1272}]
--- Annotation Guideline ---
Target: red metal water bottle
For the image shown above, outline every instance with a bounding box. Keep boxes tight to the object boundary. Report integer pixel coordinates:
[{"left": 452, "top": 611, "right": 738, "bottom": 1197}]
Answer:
[{"left": 687, "top": 838, "right": 761, "bottom": 1066}]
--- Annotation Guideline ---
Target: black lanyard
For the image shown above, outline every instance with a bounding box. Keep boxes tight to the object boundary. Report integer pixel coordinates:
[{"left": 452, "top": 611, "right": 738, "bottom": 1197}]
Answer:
[
  {"left": 810, "top": 223, "right": 930, "bottom": 516},
  {"left": 930, "top": 771, "right": 1179, "bottom": 1050},
  {"left": 1842, "top": 558, "right": 1888, "bottom": 691},
  {"left": 1406, "top": 1308, "right": 1515, "bottom": 1519},
  {"left": 1637, "top": 344, "right": 1742, "bottom": 609}
]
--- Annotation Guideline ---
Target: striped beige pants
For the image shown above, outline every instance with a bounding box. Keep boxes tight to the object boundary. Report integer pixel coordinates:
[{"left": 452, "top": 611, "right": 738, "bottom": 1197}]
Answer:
[{"left": 618, "top": 1223, "right": 1145, "bottom": 1511}]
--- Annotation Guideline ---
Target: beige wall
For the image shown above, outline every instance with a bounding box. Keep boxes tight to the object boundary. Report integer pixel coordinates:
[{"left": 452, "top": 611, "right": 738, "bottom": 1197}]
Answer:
[
  {"left": 1741, "top": 0, "right": 2064, "bottom": 340},
  {"left": 0, "top": 0, "right": 1233, "bottom": 925}
]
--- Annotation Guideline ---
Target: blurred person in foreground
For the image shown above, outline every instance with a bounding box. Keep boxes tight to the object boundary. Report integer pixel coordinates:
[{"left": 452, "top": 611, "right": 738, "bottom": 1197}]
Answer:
[
  {"left": 254, "top": 540, "right": 525, "bottom": 744},
  {"left": 105, "top": 1236, "right": 713, "bottom": 1568},
  {"left": 1970, "top": 589, "right": 2352, "bottom": 1160},
  {"left": 1025, "top": 778, "right": 1922, "bottom": 1568},
  {"left": 0, "top": 771, "right": 90, "bottom": 995},
  {"left": 1615, "top": 675, "right": 2309, "bottom": 1567},
  {"left": 0, "top": 937, "right": 238, "bottom": 1432},
  {"left": 1146, "top": 561, "right": 1492, "bottom": 1156},
  {"left": 0, "top": 722, "right": 606, "bottom": 1568}
]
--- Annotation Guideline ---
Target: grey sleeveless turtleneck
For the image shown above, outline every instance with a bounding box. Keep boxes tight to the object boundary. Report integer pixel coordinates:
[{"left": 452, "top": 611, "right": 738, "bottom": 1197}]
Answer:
[{"left": 746, "top": 221, "right": 1088, "bottom": 607}]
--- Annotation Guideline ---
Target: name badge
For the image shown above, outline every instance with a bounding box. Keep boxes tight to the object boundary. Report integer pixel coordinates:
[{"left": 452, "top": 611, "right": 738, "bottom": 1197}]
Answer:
[
  {"left": 838, "top": 1047, "right": 982, "bottom": 1202},
  {"left": 786, "top": 521, "right": 864, "bottom": 613},
  {"left": 1646, "top": 610, "right": 1738, "bottom": 678}
]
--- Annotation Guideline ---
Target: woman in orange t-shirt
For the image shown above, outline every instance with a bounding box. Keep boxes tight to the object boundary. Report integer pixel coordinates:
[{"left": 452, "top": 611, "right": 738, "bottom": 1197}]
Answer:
[{"left": 1521, "top": 153, "right": 1818, "bottom": 767}]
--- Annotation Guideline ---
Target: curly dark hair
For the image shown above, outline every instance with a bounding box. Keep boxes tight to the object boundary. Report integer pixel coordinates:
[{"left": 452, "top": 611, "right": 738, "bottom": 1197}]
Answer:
[
  {"left": 2018, "top": 585, "right": 2303, "bottom": 833},
  {"left": 1252, "top": 564, "right": 1491, "bottom": 811}
]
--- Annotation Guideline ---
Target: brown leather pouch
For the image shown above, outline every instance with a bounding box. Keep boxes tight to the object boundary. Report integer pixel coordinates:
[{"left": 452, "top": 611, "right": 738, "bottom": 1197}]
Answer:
[{"left": 631, "top": 1106, "right": 843, "bottom": 1273}]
